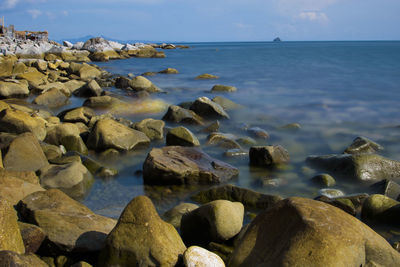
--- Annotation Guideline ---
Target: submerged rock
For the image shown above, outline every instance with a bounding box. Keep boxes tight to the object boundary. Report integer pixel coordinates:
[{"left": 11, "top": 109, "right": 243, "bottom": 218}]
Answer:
[
  {"left": 192, "top": 184, "right": 282, "bottom": 209},
  {"left": 207, "top": 132, "right": 241, "bottom": 149},
  {"left": 195, "top": 73, "right": 219, "bottom": 80},
  {"left": 211, "top": 84, "right": 237, "bottom": 93},
  {"left": 143, "top": 146, "right": 239, "bottom": 185},
  {"left": 181, "top": 200, "right": 244, "bottom": 246},
  {"left": 249, "top": 145, "right": 290, "bottom": 168},
  {"left": 311, "top": 173, "right": 336, "bottom": 187},
  {"left": 159, "top": 67, "right": 179, "bottom": 74},
  {"left": 306, "top": 154, "right": 400, "bottom": 182},
  {"left": 190, "top": 97, "right": 229, "bottom": 119},
  {"left": 212, "top": 96, "right": 241, "bottom": 110},
  {"left": 344, "top": 136, "right": 383, "bottom": 154},
  {"left": 229, "top": 197, "right": 400, "bottom": 267},
  {"left": 100, "top": 195, "right": 186, "bottom": 267},
  {"left": 166, "top": 126, "right": 200, "bottom": 147}
]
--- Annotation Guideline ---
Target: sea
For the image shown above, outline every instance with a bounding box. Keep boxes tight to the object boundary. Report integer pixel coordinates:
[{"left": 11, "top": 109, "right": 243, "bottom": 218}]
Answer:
[{"left": 77, "top": 41, "right": 400, "bottom": 222}]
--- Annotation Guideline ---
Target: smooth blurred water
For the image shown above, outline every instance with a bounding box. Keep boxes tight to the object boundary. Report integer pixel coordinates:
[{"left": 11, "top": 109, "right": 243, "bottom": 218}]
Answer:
[{"left": 83, "top": 41, "right": 400, "bottom": 218}]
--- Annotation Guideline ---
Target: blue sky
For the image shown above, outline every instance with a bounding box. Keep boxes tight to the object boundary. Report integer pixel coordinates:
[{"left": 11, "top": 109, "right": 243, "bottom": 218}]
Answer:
[{"left": 1, "top": 0, "right": 399, "bottom": 42}]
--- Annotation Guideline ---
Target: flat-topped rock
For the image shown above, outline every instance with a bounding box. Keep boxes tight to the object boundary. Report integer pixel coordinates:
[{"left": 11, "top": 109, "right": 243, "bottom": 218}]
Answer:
[
  {"left": 0, "top": 109, "right": 46, "bottom": 141},
  {"left": 143, "top": 146, "right": 239, "bottom": 185},
  {"left": 0, "top": 80, "right": 29, "bottom": 98},
  {"left": 33, "top": 88, "right": 69, "bottom": 108}
]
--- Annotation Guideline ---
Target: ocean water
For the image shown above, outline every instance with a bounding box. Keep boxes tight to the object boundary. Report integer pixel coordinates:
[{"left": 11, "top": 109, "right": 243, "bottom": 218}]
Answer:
[{"left": 82, "top": 41, "right": 400, "bottom": 219}]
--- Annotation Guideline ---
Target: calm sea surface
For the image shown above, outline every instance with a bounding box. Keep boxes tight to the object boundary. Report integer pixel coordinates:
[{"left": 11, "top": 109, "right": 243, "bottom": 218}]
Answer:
[{"left": 81, "top": 41, "right": 400, "bottom": 218}]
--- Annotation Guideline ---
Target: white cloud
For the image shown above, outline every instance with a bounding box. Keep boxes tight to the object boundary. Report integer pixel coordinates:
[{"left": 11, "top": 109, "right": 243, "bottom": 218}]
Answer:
[
  {"left": 298, "top": 11, "right": 328, "bottom": 22},
  {"left": 1, "top": 0, "right": 19, "bottom": 9},
  {"left": 27, "top": 9, "right": 42, "bottom": 19}
]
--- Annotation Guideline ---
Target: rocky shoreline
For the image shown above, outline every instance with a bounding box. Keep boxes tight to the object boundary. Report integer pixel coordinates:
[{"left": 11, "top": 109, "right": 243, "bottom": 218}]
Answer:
[{"left": 1, "top": 36, "right": 400, "bottom": 266}]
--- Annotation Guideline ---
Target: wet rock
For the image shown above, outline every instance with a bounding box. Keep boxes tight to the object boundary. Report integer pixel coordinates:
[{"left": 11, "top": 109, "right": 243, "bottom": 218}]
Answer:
[
  {"left": 247, "top": 127, "right": 269, "bottom": 139},
  {"left": 361, "top": 194, "right": 400, "bottom": 225},
  {"left": 163, "top": 203, "right": 199, "bottom": 228},
  {"left": 83, "top": 95, "right": 122, "bottom": 108},
  {"left": 17, "top": 189, "right": 117, "bottom": 253},
  {"left": 80, "top": 155, "right": 118, "bottom": 177},
  {"left": 38, "top": 161, "right": 94, "bottom": 200},
  {"left": 183, "top": 246, "right": 225, "bottom": 267},
  {"left": 229, "top": 197, "right": 400, "bottom": 267},
  {"left": 159, "top": 67, "right": 179, "bottom": 74},
  {"left": 192, "top": 184, "right": 282, "bottom": 209},
  {"left": 33, "top": 88, "right": 69, "bottom": 108},
  {"left": 311, "top": 173, "right": 336, "bottom": 187},
  {"left": 195, "top": 73, "right": 219, "bottom": 80},
  {"left": 143, "top": 146, "right": 239, "bottom": 185},
  {"left": 141, "top": 71, "right": 156, "bottom": 76},
  {"left": 45, "top": 123, "right": 88, "bottom": 155},
  {"left": 133, "top": 118, "right": 165, "bottom": 140},
  {"left": 114, "top": 76, "right": 130, "bottom": 89},
  {"left": 74, "top": 79, "right": 102, "bottom": 97},
  {"left": 0, "top": 109, "right": 46, "bottom": 141},
  {"left": 181, "top": 200, "right": 244, "bottom": 246},
  {"left": 224, "top": 149, "right": 248, "bottom": 157},
  {"left": 212, "top": 96, "right": 241, "bottom": 110},
  {"left": 3, "top": 132, "right": 49, "bottom": 172},
  {"left": 249, "top": 145, "right": 289, "bottom": 168},
  {"left": 190, "top": 97, "right": 229, "bottom": 119},
  {"left": 0, "top": 174, "right": 44, "bottom": 205},
  {"left": 306, "top": 154, "right": 400, "bottom": 182},
  {"left": 0, "top": 198, "right": 25, "bottom": 253},
  {"left": 162, "top": 105, "right": 203, "bottom": 125},
  {"left": 211, "top": 84, "right": 237, "bottom": 93},
  {"left": 344, "top": 136, "right": 383, "bottom": 154},
  {"left": 59, "top": 106, "right": 95, "bottom": 124},
  {"left": 166, "top": 126, "right": 200, "bottom": 146},
  {"left": 236, "top": 136, "right": 257, "bottom": 146},
  {"left": 201, "top": 120, "right": 220, "bottom": 133},
  {"left": 279, "top": 123, "right": 301, "bottom": 130},
  {"left": 207, "top": 132, "right": 241, "bottom": 149},
  {"left": 319, "top": 188, "right": 344, "bottom": 198},
  {"left": 87, "top": 118, "right": 150, "bottom": 151},
  {"left": 100, "top": 195, "right": 186, "bottom": 267},
  {"left": 0, "top": 251, "right": 47, "bottom": 267},
  {"left": 128, "top": 76, "right": 162, "bottom": 93},
  {"left": 79, "top": 64, "right": 102, "bottom": 80},
  {"left": 370, "top": 179, "right": 400, "bottom": 200},
  {"left": 18, "top": 222, "right": 46, "bottom": 253},
  {"left": 315, "top": 195, "right": 357, "bottom": 216},
  {"left": 0, "top": 80, "right": 29, "bottom": 98}
]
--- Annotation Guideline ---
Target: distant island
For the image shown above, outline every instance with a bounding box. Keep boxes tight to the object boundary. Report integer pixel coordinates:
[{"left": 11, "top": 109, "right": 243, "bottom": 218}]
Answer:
[{"left": 273, "top": 37, "right": 282, "bottom": 42}]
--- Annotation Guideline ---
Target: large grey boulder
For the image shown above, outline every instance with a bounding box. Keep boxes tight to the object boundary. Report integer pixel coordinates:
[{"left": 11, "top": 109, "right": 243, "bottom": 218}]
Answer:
[
  {"left": 17, "top": 189, "right": 117, "bottom": 253},
  {"left": 87, "top": 118, "right": 150, "bottom": 151},
  {"left": 143, "top": 146, "right": 239, "bottom": 185},
  {"left": 100, "top": 195, "right": 186, "bottom": 267},
  {"left": 306, "top": 154, "right": 400, "bottom": 182},
  {"left": 229, "top": 197, "right": 400, "bottom": 267}
]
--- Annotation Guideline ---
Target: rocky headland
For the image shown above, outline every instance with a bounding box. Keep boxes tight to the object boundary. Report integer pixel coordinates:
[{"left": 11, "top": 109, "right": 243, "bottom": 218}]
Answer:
[{"left": 1, "top": 35, "right": 400, "bottom": 266}]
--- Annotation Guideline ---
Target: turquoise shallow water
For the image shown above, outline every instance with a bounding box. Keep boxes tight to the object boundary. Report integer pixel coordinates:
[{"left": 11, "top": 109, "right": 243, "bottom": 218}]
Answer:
[{"left": 82, "top": 41, "right": 400, "bottom": 218}]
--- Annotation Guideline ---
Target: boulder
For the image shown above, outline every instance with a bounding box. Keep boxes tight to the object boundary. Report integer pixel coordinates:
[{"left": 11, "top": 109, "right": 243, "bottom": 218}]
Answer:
[
  {"left": 228, "top": 197, "right": 400, "bottom": 267},
  {"left": 87, "top": 118, "right": 150, "bottom": 151},
  {"left": 201, "top": 120, "right": 220, "bottom": 133},
  {"left": 0, "top": 57, "right": 15, "bottom": 77},
  {"left": 166, "top": 126, "right": 200, "bottom": 146},
  {"left": 183, "top": 246, "right": 225, "bottom": 267},
  {"left": 306, "top": 154, "right": 400, "bottom": 182},
  {"left": 38, "top": 162, "right": 94, "bottom": 200},
  {"left": 17, "top": 68, "right": 47, "bottom": 85},
  {"left": 311, "top": 173, "right": 336, "bottom": 187},
  {"left": 0, "top": 109, "right": 46, "bottom": 141},
  {"left": 0, "top": 175, "right": 44, "bottom": 205},
  {"left": 0, "top": 80, "right": 29, "bottom": 98},
  {"left": 159, "top": 68, "right": 179, "bottom": 74},
  {"left": 63, "top": 80, "right": 86, "bottom": 94},
  {"left": 370, "top": 179, "right": 400, "bottom": 200},
  {"left": 143, "top": 146, "right": 239, "bottom": 185},
  {"left": 163, "top": 203, "right": 199, "bottom": 228},
  {"left": 79, "top": 64, "right": 102, "bottom": 80},
  {"left": 59, "top": 106, "right": 95, "bottom": 124},
  {"left": 0, "top": 198, "right": 25, "bottom": 253},
  {"left": 247, "top": 126, "right": 269, "bottom": 139},
  {"left": 33, "top": 82, "right": 70, "bottom": 96},
  {"left": 80, "top": 155, "right": 118, "bottom": 177},
  {"left": 133, "top": 118, "right": 165, "bottom": 140},
  {"left": 18, "top": 222, "right": 46, "bottom": 253},
  {"left": 162, "top": 105, "right": 203, "bottom": 125},
  {"left": 344, "top": 136, "right": 383, "bottom": 154},
  {"left": 33, "top": 88, "right": 69, "bottom": 108},
  {"left": 17, "top": 189, "right": 117, "bottom": 253},
  {"left": 0, "top": 168, "right": 39, "bottom": 184},
  {"left": 74, "top": 79, "right": 102, "bottom": 97},
  {"left": 212, "top": 96, "right": 241, "bottom": 110},
  {"left": 195, "top": 73, "right": 219, "bottom": 80},
  {"left": 100, "top": 195, "right": 186, "bottom": 267},
  {"left": 361, "top": 194, "right": 400, "bottom": 225},
  {"left": 34, "top": 59, "right": 48, "bottom": 72},
  {"left": 249, "top": 145, "right": 290, "bottom": 168},
  {"left": 12, "top": 62, "right": 27, "bottom": 75},
  {"left": 181, "top": 200, "right": 244, "bottom": 246},
  {"left": 192, "top": 184, "right": 283, "bottom": 209},
  {"left": 45, "top": 123, "right": 88, "bottom": 154},
  {"left": 211, "top": 84, "right": 237, "bottom": 93},
  {"left": 3, "top": 132, "right": 49, "bottom": 172},
  {"left": 0, "top": 251, "right": 47, "bottom": 267},
  {"left": 128, "top": 76, "right": 162, "bottom": 93},
  {"left": 90, "top": 50, "right": 121, "bottom": 61},
  {"left": 207, "top": 132, "right": 241, "bottom": 149},
  {"left": 190, "top": 97, "right": 229, "bottom": 119}
]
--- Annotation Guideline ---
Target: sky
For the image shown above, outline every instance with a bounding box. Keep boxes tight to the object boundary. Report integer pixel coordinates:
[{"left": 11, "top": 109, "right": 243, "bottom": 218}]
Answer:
[{"left": 1, "top": 0, "right": 399, "bottom": 42}]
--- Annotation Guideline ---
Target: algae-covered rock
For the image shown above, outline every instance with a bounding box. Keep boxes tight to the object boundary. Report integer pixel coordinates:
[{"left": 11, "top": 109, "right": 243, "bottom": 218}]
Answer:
[
  {"left": 3, "top": 132, "right": 49, "bottom": 172},
  {"left": 143, "top": 146, "right": 239, "bottom": 185},
  {"left": 45, "top": 123, "right": 88, "bottom": 154},
  {"left": 195, "top": 73, "right": 219, "bottom": 80},
  {"left": 192, "top": 184, "right": 282, "bottom": 209},
  {"left": 344, "top": 136, "right": 383, "bottom": 155},
  {"left": 183, "top": 246, "right": 225, "bottom": 267},
  {"left": 100, "top": 195, "right": 186, "bottom": 267},
  {"left": 133, "top": 118, "right": 165, "bottom": 140},
  {"left": 38, "top": 161, "right": 94, "bottom": 200},
  {"left": 17, "top": 189, "right": 117, "bottom": 253},
  {"left": 370, "top": 179, "right": 400, "bottom": 200},
  {"left": 162, "top": 105, "right": 203, "bottom": 125},
  {"left": 0, "top": 109, "right": 46, "bottom": 141},
  {"left": 306, "top": 153, "right": 400, "bottom": 182},
  {"left": 163, "top": 203, "right": 199, "bottom": 229},
  {"left": 207, "top": 132, "right": 241, "bottom": 149},
  {"left": 311, "top": 173, "right": 336, "bottom": 187},
  {"left": 181, "top": 200, "right": 244, "bottom": 246},
  {"left": 87, "top": 118, "right": 150, "bottom": 151},
  {"left": 0, "top": 198, "right": 25, "bottom": 254},
  {"left": 211, "top": 84, "right": 237, "bottom": 93},
  {"left": 361, "top": 194, "right": 400, "bottom": 225},
  {"left": 128, "top": 76, "right": 162, "bottom": 93},
  {"left": 166, "top": 126, "right": 200, "bottom": 146},
  {"left": 159, "top": 68, "right": 179, "bottom": 74},
  {"left": 249, "top": 145, "right": 290, "bottom": 168},
  {"left": 229, "top": 197, "right": 400, "bottom": 267},
  {"left": 190, "top": 97, "right": 229, "bottom": 119}
]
